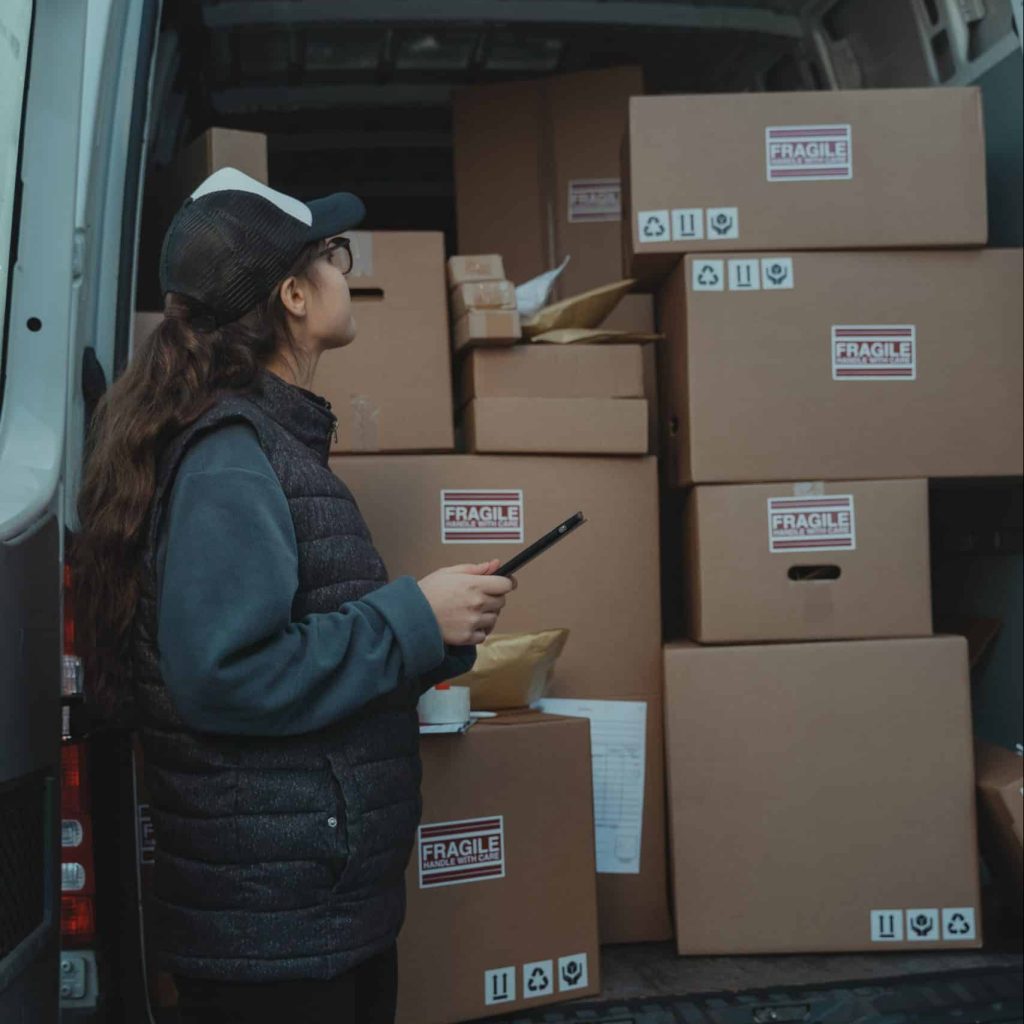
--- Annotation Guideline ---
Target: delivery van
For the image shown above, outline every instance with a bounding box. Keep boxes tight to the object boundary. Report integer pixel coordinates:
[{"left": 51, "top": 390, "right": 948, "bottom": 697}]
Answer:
[{"left": 0, "top": 1, "right": 1020, "bottom": 1022}]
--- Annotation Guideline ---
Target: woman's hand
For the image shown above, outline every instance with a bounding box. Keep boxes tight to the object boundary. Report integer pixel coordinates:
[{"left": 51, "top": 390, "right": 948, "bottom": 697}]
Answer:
[{"left": 417, "top": 560, "right": 516, "bottom": 645}]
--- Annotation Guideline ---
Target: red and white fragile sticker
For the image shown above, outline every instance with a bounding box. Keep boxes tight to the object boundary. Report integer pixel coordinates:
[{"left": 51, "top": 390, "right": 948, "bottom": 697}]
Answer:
[
  {"left": 767, "top": 495, "right": 857, "bottom": 553},
  {"left": 441, "top": 489, "right": 524, "bottom": 543},
  {"left": 568, "top": 178, "right": 621, "bottom": 222},
  {"left": 766, "top": 124, "right": 853, "bottom": 181},
  {"left": 832, "top": 325, "right": 916, "bottom": 381},
  {"left": 418, "top": 816, "right": 506, "bottom": 889}
]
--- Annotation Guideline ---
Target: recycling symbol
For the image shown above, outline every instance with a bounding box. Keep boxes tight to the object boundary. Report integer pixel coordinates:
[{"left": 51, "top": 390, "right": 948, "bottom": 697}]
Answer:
[
  {"left": 561, "top": 960, "right": 583, "bottom": 987},
  {"left": 642, "top": 215, "right": 666, "bottom": 239},
  {"left": 697, "top": 265, "right": 720, "bottom": 287},
  {"left": 710, "top": 212, "right": 734, "bottom": 236},
  {"left": 527, "top": 966, "right": 548, "bottom": 993},
  {"left": 947, "top": 912, "right": 971, "bottom": 936},
  {"left": 765, "top": 262, "right": 788, "bottom": 285},
  {"left": 910, "top": 913, "right": 934, "bottom": 937}
]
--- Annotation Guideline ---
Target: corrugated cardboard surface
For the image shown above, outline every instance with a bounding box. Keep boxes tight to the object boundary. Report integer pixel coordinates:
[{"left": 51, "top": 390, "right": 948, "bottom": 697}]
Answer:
[
  {"left": 599, "top": 294, "right": 659, "bottom": 453},
  {"left": 658, "top": 248, "right": 1024, "bottom": 484},
  {"left": 451, "top": 279, "right": 517, "bottom": 319},
  {"left": 464, "top": 397, "right": 648, "bottom": 455},
  {"left": 625, "top": 87, "right": 986, "bottom": 281},
  {"left": 331, "top": 455, "right": 672, "bottom": 942},
  {"left": 453, "top": 309, "right": 522, "bottom": 351},
  {"left": 312, "top": 232, "right": 454, "bottom": 453},
  {"left": 664, "top": 636, "right": 982, "bottom": 954},
  {"left": 681, "top": 479, "right": 933, "bottom": 643},
  {"left": 447, "top": 254, "right": 506, "bottom": 288},
  {"left": 975, "top": 741, "right": 1023, "bottom": 912},
  {"left": 455, "top": 67, "right": 643, "bottom": 297},
  {"left": 397, "top": 715, "right": 600, "bottom": 1023},
  {"left": 461, "top": 345, "right": 646, "bottom": 401}
]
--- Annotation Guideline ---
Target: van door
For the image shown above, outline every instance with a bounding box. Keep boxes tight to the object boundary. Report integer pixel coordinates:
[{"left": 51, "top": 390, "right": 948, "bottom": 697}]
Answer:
[{"left": 0, "top": 1, "right": 88, "bottom": 1021}]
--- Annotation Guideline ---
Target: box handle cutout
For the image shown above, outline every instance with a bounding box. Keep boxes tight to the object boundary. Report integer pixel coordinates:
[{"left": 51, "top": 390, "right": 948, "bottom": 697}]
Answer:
[
  {"left": 788, "top": 565, "right": 841, "bottom": 581},
  {"left": 350, "top": 287, "right": 384, "bottom": 301}
]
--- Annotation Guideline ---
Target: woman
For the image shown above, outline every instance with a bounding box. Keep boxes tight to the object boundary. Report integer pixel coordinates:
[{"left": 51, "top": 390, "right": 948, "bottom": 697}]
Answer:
[{"left": 75, "top": 168, "right": 514, "bottom": 1023}]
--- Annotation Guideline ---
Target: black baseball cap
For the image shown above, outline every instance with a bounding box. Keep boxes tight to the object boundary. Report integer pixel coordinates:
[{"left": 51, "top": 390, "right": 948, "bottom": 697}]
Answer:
[{"left": 159, "top": 167, "right": 365, "bottom": 326}]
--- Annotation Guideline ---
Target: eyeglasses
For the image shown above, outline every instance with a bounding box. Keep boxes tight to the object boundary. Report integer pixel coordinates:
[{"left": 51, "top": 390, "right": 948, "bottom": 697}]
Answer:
[{"left": 317, "top": 235, "right": 354, "bottom": 275}]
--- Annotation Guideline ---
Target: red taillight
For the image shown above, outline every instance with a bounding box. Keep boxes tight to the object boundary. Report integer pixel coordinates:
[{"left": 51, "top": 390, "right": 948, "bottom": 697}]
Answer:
[
  {"left": 60, "top": 742, "right": 89, "bottom": 816},
  {"left": 61, "top": 895, "right": 96, "bottom": 945},
  {"left": 63, "top": 561, "right": 76, "bottom": 656}
]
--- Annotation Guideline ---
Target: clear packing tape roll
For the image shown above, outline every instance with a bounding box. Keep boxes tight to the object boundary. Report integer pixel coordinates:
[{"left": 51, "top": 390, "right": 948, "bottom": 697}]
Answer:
[{"left": 417, "top": 685, "right": 471, "bottom": 725}]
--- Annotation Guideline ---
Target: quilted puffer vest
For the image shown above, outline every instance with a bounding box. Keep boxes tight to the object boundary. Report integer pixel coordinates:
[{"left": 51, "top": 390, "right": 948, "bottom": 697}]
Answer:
[{"left": 132, "top": 369, "right": 422, "bottom": 981}]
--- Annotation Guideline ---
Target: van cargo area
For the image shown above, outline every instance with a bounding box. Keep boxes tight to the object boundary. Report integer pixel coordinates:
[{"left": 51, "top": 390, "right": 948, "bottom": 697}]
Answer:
[{"left": 0, "top": 2, "right": 1020, "bottom": 1024}]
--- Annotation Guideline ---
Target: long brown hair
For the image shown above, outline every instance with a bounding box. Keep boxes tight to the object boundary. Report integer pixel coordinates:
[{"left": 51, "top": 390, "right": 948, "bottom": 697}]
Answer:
[{"left": 75, "top": 242, "right": 321, "bottom": 718}]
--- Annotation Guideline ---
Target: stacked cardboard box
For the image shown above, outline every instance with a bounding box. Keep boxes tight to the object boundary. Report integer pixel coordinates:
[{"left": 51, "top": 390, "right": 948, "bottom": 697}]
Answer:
[
  {"left": 643, "top": 87, "right": 1023, "bottom": 955},
  {"left": 447, "top": 254, "right": 521, "bottom": 352}
]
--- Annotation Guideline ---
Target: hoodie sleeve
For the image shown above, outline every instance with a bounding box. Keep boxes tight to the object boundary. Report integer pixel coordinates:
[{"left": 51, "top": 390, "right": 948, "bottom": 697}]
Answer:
[{"left": 155, "top": 423, "right": 447, "bottom": 736}]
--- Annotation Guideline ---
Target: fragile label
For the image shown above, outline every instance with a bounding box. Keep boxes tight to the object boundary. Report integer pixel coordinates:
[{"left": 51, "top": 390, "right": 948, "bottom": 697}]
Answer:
[
  {"left": 767, "top": 494, "right": 856, "bottom": 553},
  {"left": 441, "top": 489, "right": 523, "bottom": 543},
  {"left": 832, "top": 325, "right": 916, "bottom": 381},
  {"left": 766, "top": 124, "right": 852, "bottom": 181},
  {"left": 568, "top": 178, "right": 621, "bottom": 222},
  {"left": 418, "top": 815, "right": 505, "bottom": 888}
]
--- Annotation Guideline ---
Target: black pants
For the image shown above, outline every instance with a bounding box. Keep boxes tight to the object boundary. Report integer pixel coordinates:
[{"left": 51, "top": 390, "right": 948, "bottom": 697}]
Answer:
[{"left": 173, "top": 944, "right": 398, "bottom": 1024}]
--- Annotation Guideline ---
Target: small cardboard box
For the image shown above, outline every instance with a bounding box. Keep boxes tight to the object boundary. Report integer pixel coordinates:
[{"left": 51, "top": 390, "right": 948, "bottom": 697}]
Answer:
[
  {"left": 455, "top": 66, "right": 643, "bottom": 298},
  {"left": 312, "top": 231, "right": 454, "bottom": 453},
  {"left": 461, "top": 345, "right": 646, "bottom": 402},
  {"left": 397, "top": 714, "right": 600, "bottom": 1023},
  {"left": 447, "top": 254, "right": 507, "bottom": 289},
  {"left": 453, "top": 309, "right": 522, "bottom": 352},
  {"left": 464, "top": 397, "right": 648, "bottom": 455},
  {"left": 163, "top": 127, "right": 268, "bottom": 210},
  {"left": 664, "top": 636, "right": 982, "bottom": 954},
  {"left": 680, "top": 479, "right": 932, "bottom": 643},
  {"left": 331, "top": 454, "right": 671, "bottom": 943},
  {"left": 451, "top": 280, "right": 517, "bottom": 319},
  {"left": 975, "top": 741, "right": 1023, "bottom": 913},
  {"left": 624, "top": 87, "right": 987, "bottom": 281},
  {"left": 658, "top": 247, "right": 1023, "bottom": 484}
]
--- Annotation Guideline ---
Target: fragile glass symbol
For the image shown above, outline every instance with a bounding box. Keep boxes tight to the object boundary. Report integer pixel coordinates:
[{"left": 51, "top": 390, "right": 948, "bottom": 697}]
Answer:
[
  {"left": 765, "top": 263, "right": 788, "bottom": 285},
  {"left": 910, "top": 914, "right": 934, "bottom": 937},
  {"left": 561, "top": 960, "right": 583, "bottom": 987},
  {"left": 711, "top": 213, "right": 733, "bottom": 235}
]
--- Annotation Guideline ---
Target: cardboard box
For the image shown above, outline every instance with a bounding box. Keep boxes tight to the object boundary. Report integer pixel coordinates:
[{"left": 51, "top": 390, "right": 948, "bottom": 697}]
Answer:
[
  {"left": 453, "top": 309, "right": 522, "bottom": 352},
  {"left": 455, "top": 66, "right": 643, "bottom": 298},
  {"left": 312, "top": 231, "right": 454, "bottom": 453},
  {"left": 464, "top": 397, "right": 648, "bottom": 455},
  {"left": 163, "top": 127, "right": 268, "bottom": 210},
  {"left": 397, "top": 714, "right": 600, "bottom": 1023},
  {"left": 975, "top": 741, "right": 1023, "bottom": 912},
  {"left": 625, "top": 88, "right": 987, "bottom": 281},
  {"left": 331, "top": 455, "right": 672, "bottom": 943},
  {"left": 680, "top": 479, "right": 932, "bottom": 643},
  {"left": 461, "top": 345, "right": 645, "bottom": 402},
  {"left": 664, "top": 636, "right": 982, "bottom": 954},
  {"left": 659, "top": 248, "right": 1024, "bottom": 484},
  {"left": 451, "top": 280, "right": 517, "bottom": 320},
  {"left": 447, "top": 254, "right": 506, "bottom": 288}
]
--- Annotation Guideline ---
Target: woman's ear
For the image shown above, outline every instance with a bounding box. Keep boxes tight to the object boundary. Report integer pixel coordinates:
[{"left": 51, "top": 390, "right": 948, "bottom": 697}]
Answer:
[{"left": 278, "top": 275, "right": 307, "bottom": 318}]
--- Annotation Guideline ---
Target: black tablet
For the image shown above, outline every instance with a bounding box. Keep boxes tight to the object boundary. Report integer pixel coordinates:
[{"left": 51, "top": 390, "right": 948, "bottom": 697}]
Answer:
[{"left": 495, "top": 512, "right": 587, "bottom": 577}]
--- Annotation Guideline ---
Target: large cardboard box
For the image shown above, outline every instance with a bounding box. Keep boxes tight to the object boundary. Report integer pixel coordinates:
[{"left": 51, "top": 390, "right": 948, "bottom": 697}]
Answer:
[
  {"left": 599, "top": 294, "right": 659, "bottom": 454},
  {"left": 332, "top": 455, "right": 672, "bottom": 943},
  {"left": 658, "top": 248, "right": 1023, "bottom": 484},
  {"left": 464, "top": 398, "right": 648, "bottom": 455},
  {"left": 975, "top": 741, "right": 1023, "bottom": 913},
  {"left": 624, "top": 88, "right": 987, "bottom": 281},
  {"left": 461, "top": 345, "right": 646, "bottom": 402},
  {"left": 454, "top": 66, "right": 643, "bottom": 298},
  {"left": 680, "top": 479, "right": 932, "bottom": 643},
  {"left": 163, "top": 127, "right": 268, "bottom": 210},
  {"left": 397, "top": 714, "right": 600, "bottom": 1023},
  {"left": 664, "top": 636, "right": 982, "bottom": 954},
  {"left": 312, "top": 232, "right": 455, "bottom": 453}
]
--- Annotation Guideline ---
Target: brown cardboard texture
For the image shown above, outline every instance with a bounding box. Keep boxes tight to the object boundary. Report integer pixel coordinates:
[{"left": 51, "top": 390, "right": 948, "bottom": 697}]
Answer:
[
  {"left": 464, "top": 398, "right": 648, "bottom": 455},
  {"left": 454, "top": 309, "right": 522, "bottom": 352},
  {"left": 680, "top": 479, "right": 932, "bottom": 643},
  {"left": 625, "top": 88, "right": 986, "bottom": 281},
  {"left": 600, "top": 294, "right": 659, "bottom": 453},
  {"left": 975, "top": 741, "right": 1023, "bottom": 912},
  {"left": 455, "top": 67, "right": 643, "bottom": 298},
  {"left": 451, "top": 280, "right": 517, "bottom": 319},
  {"left": 659, "top": 248, "right": 1023, "bottom": 484},
  {"left": 461, "top": 345, "right": 645, "bottom": 401},
  {"left": 664, "top": 636, "right": 982, "bottom": 954},
  {"left": 331, "top": 455, "right": 672, "bottom": 943},
  {"left": 447, "top": 254, "right": 506, "bottom": 288},
  {"left": 397, "top": 715, "right": 599, "bottom": 1023},
  {"left": 163, "top": 127, "right": 268, "bottom": 211},
  {"left": 312, "top": 232, "right": 454, "bottom": 453}
]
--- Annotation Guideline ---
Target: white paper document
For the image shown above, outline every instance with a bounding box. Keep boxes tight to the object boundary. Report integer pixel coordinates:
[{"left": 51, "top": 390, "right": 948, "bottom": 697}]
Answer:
[{"left": 535, "top": 698, "right": 647, "bottom": 874}]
